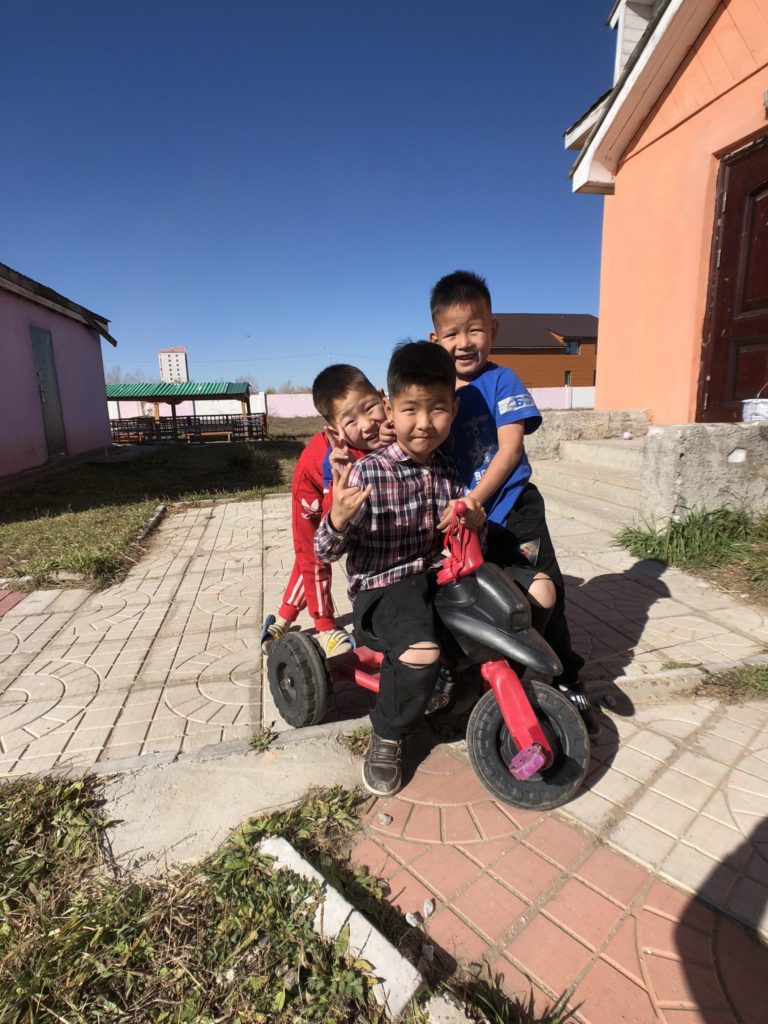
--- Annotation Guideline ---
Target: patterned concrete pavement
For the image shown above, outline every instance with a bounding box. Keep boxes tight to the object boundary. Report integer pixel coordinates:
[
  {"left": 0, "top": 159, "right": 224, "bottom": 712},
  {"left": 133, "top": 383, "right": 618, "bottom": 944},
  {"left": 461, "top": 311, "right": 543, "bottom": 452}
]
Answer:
[
  {"left": 3, "top": 493, "right": 766, "bottom": 773},
  {"left": 2, "top": 491, "right": 768, "bottom": 1021},
  {"left": 0, "top": 501, "right": 264, "bottom": 774}
]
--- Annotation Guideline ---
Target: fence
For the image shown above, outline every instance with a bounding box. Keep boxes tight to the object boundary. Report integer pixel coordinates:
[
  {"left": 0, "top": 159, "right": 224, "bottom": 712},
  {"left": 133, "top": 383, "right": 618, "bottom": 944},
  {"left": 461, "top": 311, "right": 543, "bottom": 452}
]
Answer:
[
  {"left": 264, "top": 386, "right": 596, "bottom": 418},
  {"left": 110, "top": 413, "right": 268, "bottom": 444}
]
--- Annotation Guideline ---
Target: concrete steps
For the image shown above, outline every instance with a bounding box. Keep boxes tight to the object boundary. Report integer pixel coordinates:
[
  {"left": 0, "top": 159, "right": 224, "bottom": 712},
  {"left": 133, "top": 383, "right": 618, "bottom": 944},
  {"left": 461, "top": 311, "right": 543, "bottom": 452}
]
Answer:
[{"left": 530, "top": 437, "right": 645, "bottom": 533}]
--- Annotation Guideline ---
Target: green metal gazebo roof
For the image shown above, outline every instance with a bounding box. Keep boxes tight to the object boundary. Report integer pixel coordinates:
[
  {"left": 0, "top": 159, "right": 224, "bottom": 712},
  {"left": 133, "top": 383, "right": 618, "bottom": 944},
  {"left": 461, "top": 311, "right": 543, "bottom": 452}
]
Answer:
[{"left": 106, "top": 382, "right": 250, "bottom": 401}]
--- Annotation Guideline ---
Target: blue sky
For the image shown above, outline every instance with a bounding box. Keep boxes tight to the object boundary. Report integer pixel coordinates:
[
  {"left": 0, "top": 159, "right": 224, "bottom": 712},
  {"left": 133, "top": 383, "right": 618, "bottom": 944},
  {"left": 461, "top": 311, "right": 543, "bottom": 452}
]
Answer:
[{"left": 3, "top": 1, "right": 615, "bottom": 390}]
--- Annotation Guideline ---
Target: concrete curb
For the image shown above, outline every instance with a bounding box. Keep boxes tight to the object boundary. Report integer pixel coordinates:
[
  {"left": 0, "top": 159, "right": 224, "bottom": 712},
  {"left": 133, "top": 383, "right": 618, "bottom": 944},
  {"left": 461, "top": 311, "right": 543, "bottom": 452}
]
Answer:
[
  {"left": 0, "top": 574, "right": 33, "bottom": 588},
  {"left": 136, "top": 503, "right": 167, "bottom": 544},
  {"left": 584, "top": 650, "right": 768, "bottom": 704},
  {"left": 258, "top": 836, "right": 423, "bottom": 1019}
]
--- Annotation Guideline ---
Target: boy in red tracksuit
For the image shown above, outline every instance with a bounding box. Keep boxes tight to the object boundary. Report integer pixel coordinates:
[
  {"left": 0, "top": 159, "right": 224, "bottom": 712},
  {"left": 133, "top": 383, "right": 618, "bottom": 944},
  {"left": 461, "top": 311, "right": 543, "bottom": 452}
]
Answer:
[{"left": 260, "top": 364, "right": 392, "bottom": 658}]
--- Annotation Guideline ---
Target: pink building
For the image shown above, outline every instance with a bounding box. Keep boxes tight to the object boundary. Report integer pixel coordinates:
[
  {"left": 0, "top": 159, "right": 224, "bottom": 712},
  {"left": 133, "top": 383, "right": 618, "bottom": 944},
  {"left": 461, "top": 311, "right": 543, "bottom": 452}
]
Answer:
[{"left": 0, "top": 262, "right": 117, "bottom": 478}]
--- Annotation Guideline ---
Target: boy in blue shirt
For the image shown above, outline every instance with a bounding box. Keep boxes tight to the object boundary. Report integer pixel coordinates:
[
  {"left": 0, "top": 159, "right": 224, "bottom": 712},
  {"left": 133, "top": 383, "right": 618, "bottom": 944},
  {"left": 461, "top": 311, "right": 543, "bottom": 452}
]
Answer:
[{"left": 429, "top": 269, "right": 599, "bottom": 737}]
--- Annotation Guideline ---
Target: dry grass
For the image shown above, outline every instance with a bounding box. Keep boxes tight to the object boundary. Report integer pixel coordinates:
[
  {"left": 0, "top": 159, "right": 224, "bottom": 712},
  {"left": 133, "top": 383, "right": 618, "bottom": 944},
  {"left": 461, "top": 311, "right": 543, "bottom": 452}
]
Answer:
[
  {"left": 692, "top": 664, "right": 768, "bottom": 701},
  {"left": 0, "top": 777, "right": 575, "bottom": 1024},
  {"left": 617, "top": 508, "right": 768, "bottom": 609},
  {"left": 0, "top": 778, "right": 387, "bottom": 1023},
  {"left": 0, "top": 422, "right": 322, "bottom": 585}
]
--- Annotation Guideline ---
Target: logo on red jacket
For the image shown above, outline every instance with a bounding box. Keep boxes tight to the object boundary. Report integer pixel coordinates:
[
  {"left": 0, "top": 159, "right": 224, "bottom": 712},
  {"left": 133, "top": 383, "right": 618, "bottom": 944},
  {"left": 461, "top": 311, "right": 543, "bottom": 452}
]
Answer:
[{"left": 300, "top": 497, "right": 321, "bottom": 520}]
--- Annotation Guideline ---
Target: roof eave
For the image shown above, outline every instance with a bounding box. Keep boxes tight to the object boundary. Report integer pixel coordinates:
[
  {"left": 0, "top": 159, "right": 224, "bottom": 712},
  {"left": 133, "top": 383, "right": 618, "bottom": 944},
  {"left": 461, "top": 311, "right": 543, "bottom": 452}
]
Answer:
[
  {"left": 0, "top": 263, "right": 118, "bottom": 346},
  {"left": 570, "top": 0, "right": 719, "bottom": 194},
  {"left": 563, "top": 93, "right": 611, "bottom": 150}
]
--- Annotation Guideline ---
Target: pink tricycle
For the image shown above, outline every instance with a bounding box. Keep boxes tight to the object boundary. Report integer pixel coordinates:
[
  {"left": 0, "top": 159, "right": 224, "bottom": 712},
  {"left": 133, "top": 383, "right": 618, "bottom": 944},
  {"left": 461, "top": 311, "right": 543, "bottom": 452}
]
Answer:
[{"left": 266, "top": 501, "right": 590, "bottom": 810}]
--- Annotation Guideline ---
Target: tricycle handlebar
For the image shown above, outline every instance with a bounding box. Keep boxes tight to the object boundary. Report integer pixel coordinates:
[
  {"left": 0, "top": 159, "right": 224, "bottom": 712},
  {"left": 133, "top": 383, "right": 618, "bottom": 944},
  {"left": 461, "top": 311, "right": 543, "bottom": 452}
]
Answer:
[{"left": 437, "top": 498, "right": 485, "bottom": 585}]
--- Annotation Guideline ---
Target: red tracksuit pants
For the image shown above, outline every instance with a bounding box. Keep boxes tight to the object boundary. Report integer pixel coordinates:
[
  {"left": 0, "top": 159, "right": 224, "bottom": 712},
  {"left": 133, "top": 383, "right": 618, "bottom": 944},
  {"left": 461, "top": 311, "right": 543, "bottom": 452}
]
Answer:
[{"left": 277, "top": 472, "right": 336, "bottom": 631}]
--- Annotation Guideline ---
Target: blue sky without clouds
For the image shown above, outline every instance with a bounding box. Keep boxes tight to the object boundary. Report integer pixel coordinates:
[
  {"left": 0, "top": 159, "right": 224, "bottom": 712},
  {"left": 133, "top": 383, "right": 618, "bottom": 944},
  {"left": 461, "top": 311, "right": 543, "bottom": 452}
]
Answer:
[{"left": 2, "top": 1, "right": 615, "bottom": 390}]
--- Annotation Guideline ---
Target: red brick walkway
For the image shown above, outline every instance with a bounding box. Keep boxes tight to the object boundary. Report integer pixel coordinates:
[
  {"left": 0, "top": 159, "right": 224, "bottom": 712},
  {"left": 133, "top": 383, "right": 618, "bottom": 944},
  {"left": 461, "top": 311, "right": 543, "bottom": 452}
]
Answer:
[
  {"left": 351, "top": 746, "right": 766, "bottom": 1023},
  {"left": 0, "top": 589, "right": 26, "bottom": 617}
]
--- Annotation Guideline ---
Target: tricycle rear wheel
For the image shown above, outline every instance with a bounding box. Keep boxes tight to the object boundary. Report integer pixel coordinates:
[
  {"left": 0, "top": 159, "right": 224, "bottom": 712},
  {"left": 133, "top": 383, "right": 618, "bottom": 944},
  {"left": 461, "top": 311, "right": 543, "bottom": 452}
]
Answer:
[
  {"left": 267, "top": 631, "right": 330, "bottom": 727},
  {"left": 466, "top": 681, "right": 589, "bottom": 810}
]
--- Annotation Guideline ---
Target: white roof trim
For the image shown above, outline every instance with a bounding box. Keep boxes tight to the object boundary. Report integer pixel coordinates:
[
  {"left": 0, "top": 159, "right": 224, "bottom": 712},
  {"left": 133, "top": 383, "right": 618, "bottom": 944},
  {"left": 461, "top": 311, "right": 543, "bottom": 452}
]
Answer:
[
  {"left": 572, "top": 0, "right": 720, "bottom": 194},
  {"left": 564, "top": 98, "right": 609, "bottom": 151}
]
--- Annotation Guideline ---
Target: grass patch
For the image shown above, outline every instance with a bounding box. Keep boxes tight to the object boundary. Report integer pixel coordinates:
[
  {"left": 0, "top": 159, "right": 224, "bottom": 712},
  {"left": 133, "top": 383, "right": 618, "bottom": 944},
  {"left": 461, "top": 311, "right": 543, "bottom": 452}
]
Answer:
[
  {"left": 444, "top": 965, "right": 576, "bottom": 1023},
  {"left": 694, "top": 664, "right": 768, "bottom": 701},
  {"left": 0, "top": 425, "right": 320, "bottom": 584},
  {"left": 617, "top": 508, "right": 768, "bottom": 604},
  {"left": 250, "top": 722, "right": 278, "bottom": 753},
  {"left": 0, "top": 778, "right": 388, "bottom": 1023},
  {"left": 0, "top": 778, "right": 573, "bottom": 1024},
  {"left": 267, "top": 416, "right": 326, "bottom": 440},
  {"left": 338, "top": 724, "right": 372, "bottom": 758}
]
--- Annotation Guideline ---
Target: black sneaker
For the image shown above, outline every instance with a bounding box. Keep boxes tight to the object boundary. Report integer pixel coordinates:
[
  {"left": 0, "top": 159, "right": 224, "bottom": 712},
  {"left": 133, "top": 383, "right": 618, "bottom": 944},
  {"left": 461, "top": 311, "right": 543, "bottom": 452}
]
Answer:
[
  {"left": 362, "top": 733, "right": 404, "bottom": 796},
  {"left": 558, "top": 683, "right": 601, "bottom": 739},
  {"left": 425, "top": 667, "right": 455, "bottom": 714}
]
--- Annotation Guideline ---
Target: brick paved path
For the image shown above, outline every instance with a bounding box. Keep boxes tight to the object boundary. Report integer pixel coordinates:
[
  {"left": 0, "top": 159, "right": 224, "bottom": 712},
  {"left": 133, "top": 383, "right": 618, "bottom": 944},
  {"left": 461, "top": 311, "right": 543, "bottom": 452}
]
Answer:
[{"left": 352, "top": 737, "right": 767, "bottom": 1024}]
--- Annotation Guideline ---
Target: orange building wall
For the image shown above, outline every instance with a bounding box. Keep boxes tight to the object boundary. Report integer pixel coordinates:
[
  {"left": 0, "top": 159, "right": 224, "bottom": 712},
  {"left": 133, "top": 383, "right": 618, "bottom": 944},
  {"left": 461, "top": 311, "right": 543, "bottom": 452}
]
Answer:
[
  {"left": 493, "top": 342, "right": 597, "bottom": 388},
  {"left": 595, "top": 0, "right": 768, "bottom": 423}
]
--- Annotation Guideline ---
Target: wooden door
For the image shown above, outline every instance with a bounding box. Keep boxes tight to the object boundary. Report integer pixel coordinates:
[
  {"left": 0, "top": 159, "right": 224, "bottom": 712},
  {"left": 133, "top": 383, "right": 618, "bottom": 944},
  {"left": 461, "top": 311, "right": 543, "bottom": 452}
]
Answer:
[{"left": 697, "top": 135, "right": 768, "bottom": 422}]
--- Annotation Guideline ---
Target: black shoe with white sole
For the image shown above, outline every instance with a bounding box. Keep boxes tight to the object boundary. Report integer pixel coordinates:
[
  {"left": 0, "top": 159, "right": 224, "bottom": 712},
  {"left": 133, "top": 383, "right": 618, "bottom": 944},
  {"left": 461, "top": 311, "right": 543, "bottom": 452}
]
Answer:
[{"left": 557, "top": 683, "right": 601, "bottom": 739}]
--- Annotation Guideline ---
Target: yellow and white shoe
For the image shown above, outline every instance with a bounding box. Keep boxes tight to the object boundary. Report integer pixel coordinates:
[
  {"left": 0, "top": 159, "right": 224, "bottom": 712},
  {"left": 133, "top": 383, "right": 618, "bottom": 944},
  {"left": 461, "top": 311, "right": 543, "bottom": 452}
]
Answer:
[
  {"left": 316, "top": 628, "right": 354, "bottom": 659},
  {"left": 260, "top": 615, "right": 288, "bottom": 655}
]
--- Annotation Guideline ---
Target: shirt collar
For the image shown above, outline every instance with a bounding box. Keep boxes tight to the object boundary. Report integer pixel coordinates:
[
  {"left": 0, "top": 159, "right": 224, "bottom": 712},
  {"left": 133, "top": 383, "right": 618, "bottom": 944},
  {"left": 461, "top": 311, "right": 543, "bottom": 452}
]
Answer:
[{"left": 386, "top": 441, "right": 438, "bottom": 467}]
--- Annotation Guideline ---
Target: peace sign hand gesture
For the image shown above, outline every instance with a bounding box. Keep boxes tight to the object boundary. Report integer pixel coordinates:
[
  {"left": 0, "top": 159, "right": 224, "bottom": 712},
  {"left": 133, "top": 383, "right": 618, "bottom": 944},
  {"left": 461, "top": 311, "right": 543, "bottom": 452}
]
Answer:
[
  {"left": 329, "top": 462, "right": 372, "bottom": 533},
  {"left": 327, "top": 430, "right": 353, "bottom": 474}
]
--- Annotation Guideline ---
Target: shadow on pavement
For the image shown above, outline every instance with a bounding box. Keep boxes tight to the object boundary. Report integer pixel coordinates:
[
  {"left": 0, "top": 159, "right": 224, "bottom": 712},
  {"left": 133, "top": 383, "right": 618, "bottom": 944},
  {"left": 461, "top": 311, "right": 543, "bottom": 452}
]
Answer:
[
  {"left": 565, "top": 557, "right": 674, "bottom": 712},
  {"left": 676, "top": 817, "right": 768, "bottom": 1022}
]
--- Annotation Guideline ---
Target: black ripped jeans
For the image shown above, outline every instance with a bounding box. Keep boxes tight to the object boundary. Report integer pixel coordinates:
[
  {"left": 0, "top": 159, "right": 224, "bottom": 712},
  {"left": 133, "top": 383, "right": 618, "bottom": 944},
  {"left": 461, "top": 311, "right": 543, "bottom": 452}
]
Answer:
[
  {"left": 353, "top": 571, "right": 441, "bottom": 740},
  {"left": 486, "top": 482, "right": 584, "bottom": 686}
]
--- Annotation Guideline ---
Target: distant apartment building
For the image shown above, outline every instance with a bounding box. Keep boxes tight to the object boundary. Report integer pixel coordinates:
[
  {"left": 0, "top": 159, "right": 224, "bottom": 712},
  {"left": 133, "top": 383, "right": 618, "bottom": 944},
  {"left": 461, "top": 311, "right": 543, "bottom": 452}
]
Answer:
[{"left": 158, "top": 347, "right": 189, "bottom": 382}]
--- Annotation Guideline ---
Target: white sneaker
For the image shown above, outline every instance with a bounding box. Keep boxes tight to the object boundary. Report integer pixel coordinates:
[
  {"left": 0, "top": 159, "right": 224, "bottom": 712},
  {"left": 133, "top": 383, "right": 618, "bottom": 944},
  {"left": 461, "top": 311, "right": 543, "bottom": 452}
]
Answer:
[{"left": 316, "top": 628, "right": 354, "bottom": 658}]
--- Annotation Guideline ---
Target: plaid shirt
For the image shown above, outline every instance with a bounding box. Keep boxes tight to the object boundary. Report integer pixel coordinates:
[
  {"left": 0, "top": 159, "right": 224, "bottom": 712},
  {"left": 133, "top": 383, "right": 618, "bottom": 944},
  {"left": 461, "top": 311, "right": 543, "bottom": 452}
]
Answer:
[{"left": 314, "top": 442, "right": 465, "bottom": 597}]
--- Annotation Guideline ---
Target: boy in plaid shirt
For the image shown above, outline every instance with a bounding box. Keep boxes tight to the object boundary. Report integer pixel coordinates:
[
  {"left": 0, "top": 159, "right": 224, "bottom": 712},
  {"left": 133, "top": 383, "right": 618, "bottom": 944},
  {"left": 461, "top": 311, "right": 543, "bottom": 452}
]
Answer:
[{"left": 315, "top": 342, "right": 485, "bottom": 795}]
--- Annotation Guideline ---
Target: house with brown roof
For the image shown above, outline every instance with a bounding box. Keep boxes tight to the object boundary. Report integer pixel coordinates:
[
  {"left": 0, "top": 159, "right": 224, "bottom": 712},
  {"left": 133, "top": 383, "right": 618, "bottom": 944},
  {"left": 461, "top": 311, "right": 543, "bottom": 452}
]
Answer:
[
  {"left": 492, "top": 313, "right": 598, "bottom": 388},
  {"left": 566, "top": 0, "right": 768, "bottom": 424},
  {"left": 0, "top": 262, "right": 117, "bottom": 478}
]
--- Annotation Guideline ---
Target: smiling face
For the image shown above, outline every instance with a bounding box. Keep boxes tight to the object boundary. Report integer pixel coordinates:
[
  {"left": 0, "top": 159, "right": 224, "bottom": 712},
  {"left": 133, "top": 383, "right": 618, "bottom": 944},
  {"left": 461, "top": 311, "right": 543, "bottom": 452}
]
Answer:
[
  {"left": 429, "top": 299, "right": 498, "bottom": 383},
  {"left": 328, "top": 387, "right": 388, "bottom": 450},
  {"left": 385, "top": 383, "right": 457, "bottom": 463}
]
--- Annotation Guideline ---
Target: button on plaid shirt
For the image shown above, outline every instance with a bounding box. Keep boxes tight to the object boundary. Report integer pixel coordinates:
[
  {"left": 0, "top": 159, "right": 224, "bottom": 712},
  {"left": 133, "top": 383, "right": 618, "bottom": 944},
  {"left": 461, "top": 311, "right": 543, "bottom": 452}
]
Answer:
[{"left": 314, "top": 442, "right": 466, "bottom": 597}]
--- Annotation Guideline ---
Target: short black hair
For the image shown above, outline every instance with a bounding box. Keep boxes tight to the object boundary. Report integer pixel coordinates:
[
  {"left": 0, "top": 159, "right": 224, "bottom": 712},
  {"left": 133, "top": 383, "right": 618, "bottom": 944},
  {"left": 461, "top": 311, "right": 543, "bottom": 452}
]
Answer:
[
  {"left": 387, "top": 341, "right": 455, "bottom": 398},
  {"left": 312, "top": 364, "right": 377, "bottom": 424},
  {"left": 430, "top": 269, "right": 492, "bottom": 320}
]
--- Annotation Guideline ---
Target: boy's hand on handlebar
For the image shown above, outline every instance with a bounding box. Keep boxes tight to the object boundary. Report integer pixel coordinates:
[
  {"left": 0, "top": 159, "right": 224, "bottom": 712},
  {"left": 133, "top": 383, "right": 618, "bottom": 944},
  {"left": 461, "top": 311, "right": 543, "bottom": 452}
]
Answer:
[
  {"left": 329, "top": 462, "right": 372, "bottom": 532},
  {"left": 437, "top": 496, "right": 486, "bottom": 532}
]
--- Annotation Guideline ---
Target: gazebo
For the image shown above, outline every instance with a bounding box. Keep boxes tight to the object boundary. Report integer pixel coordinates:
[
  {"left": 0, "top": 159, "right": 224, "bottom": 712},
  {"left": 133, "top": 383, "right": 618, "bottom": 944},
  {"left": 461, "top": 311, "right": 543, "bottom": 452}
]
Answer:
[{"left": 106, "top": 381, "right": 267, "bottom": 443}]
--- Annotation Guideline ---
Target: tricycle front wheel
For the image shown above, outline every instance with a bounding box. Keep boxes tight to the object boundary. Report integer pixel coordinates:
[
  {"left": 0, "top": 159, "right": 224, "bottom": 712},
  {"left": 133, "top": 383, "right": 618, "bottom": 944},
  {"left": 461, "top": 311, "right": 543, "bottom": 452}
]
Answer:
[{"left": 466, "top": 681, "right": 589, "bottom": 810}]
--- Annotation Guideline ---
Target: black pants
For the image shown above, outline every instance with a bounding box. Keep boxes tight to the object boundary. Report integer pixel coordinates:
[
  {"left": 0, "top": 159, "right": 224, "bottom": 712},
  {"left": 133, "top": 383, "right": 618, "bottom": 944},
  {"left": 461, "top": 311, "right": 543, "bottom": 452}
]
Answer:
[
  {"left": 486, "top": 483, "right": 584, "bottom": 686},
  {"left": 353, "top": 572, "right": 441, "bottom": 740}
]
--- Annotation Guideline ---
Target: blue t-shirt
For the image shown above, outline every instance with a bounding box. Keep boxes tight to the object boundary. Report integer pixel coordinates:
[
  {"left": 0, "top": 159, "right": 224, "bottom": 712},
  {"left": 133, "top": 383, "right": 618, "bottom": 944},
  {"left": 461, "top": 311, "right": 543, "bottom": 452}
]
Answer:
[{"left": 446, "top": 362, "right": 541, "bottom": 529}]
